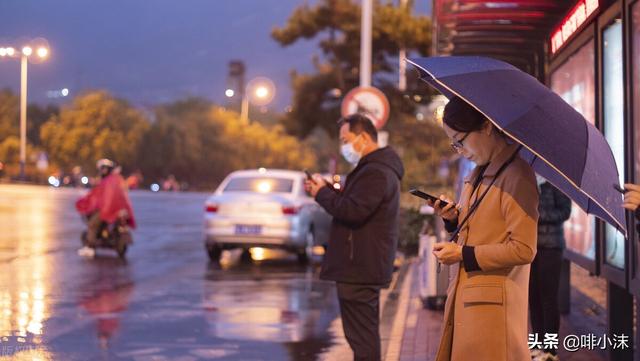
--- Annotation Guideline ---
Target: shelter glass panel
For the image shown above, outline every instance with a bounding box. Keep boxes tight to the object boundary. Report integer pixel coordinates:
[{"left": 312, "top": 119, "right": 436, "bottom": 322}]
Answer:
[
  {"left": 602, "top": 18, "right": 625, "bottom": 269},
  {"left": 550, "top": 41, "right": 596, "bottom": 260},
  {"left": 633, "top": 3, "right": 640, "bottom": 184}
]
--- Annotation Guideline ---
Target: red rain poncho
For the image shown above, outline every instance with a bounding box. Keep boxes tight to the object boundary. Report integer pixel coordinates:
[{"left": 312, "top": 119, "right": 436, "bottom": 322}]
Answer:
[{"left": 76, "top": 173, "right": 136, "bottom": 229}]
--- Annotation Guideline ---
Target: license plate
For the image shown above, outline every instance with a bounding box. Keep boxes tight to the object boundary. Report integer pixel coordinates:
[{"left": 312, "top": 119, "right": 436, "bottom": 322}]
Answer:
[{"left": 234, "top": 225, "right": 262, "bottom": 235}]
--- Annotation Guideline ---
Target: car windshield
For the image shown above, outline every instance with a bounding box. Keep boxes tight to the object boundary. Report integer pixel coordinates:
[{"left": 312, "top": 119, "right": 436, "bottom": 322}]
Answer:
[{"left": 223, "top": 177, "right": 294, "bottom": 194}]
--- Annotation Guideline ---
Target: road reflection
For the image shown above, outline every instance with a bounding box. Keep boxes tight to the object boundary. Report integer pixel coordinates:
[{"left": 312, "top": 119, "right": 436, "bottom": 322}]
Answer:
[
  {"left": 77, "top": 258, "right": 134, "bottom": 350},
  {"left": 203, "top": 248, "right": 340, "bottom": 358},
  {"left": 0, "top": 186, "right": 59, "bottom": 359},
  {"left": 0, "top": 186, "right": 342, "bottom": 360}
]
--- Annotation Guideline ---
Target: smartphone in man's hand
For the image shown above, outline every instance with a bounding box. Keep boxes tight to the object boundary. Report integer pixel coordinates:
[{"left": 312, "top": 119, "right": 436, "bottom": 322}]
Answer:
[{"left": 304, "top": 169, "right": 314, "bottom": 182}]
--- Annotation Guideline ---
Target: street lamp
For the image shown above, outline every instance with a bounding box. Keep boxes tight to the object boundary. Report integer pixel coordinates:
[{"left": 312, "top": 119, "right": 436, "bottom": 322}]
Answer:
[
  {"left": 0, "top": 39, "right": 50, "bottom": 180},
  {"left": 225, "top": 77, "right": 275, "bottom": 124}
]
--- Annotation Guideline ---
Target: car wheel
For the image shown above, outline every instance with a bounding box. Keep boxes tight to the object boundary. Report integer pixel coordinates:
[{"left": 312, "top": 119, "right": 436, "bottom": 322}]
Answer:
[
  {"left": 207, "top": 244, "right": 223, "bottom": 262},
  {"left": 240, "top": 248, "right": 252, "bottom": 262},
  {"left": 297, "top": 228, "right": 315, "bottom": 265}
]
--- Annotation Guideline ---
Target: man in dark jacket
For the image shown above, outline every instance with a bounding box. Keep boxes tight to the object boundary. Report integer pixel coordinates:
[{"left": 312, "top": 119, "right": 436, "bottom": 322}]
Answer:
[
  {"left": 529, "top": 178, "right": 572, "bottom": 361},
  {"left": 305, "top": 113, "right": 404, "bottom": 361}
]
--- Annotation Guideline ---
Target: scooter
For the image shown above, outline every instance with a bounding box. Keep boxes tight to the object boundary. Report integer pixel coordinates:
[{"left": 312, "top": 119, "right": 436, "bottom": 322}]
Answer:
[{"left": 80, "top": 210, "right": 133, "bottom": 258}]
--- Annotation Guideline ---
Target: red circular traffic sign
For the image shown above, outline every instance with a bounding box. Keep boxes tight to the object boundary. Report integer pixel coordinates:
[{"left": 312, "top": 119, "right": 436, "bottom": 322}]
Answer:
[{"left": 341, "top": 86, "right": 390, "bottom": 130}]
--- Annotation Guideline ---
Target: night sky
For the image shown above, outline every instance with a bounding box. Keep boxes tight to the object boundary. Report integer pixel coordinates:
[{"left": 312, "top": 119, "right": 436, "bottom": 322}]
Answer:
[{"left": 0, "top": 1, "right": 431, "bottom": 111}]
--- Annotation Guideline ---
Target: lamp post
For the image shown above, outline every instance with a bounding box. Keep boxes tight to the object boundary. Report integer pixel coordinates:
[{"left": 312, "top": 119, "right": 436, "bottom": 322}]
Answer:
[
  {"left": 0, "top": 41, "right": 49, "bottom": 180},
  {"left": 226, "top": 77, "right": 275, "bottom": 124}
]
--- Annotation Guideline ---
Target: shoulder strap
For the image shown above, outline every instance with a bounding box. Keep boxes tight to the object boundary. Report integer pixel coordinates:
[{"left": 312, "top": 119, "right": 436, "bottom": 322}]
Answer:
[{"left": 448, "top": 145, "right": 522, "bottom": 242}]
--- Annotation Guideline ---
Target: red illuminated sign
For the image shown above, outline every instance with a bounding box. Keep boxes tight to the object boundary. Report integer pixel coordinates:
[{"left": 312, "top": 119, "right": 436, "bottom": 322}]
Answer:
[{"left": 550, "top": 0, "right": 599, "bottom": 54}]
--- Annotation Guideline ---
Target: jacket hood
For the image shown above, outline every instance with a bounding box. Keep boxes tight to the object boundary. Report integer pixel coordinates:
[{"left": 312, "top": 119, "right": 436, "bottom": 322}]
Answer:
[{"left": 360, "top": 146, "right": 404, "bottom": 180}]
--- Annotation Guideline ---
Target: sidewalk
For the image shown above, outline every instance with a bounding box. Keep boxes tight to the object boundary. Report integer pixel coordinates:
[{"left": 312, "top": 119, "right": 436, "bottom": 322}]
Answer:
[{"left": 395, "top": 261, "right": 609, "bottom": 361}]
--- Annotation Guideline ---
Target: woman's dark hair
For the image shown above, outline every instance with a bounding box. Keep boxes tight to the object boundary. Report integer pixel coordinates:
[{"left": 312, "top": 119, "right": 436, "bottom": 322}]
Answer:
[
  {"left": 443, "top": 96, "right": 488, "bottom": 133},
  {"left": 337, "top": 113, "right": 378, "bottom": 142}
]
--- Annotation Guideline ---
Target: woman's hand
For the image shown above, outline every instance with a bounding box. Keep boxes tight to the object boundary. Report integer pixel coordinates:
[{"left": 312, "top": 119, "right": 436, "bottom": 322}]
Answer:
[
  {"left": 426, "top": 195, "right": 459, "bottom": 221},
  {"left": 623, "top": 183, "right": 640, "bottom": 212},
  {"left": 433, "top": 242, "right": 463, "bottom": 265}
]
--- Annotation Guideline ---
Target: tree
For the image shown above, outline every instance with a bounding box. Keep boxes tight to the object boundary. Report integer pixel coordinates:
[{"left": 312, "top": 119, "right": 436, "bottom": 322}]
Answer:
[
  {"left": 272, "top": 0, "right": 433, "bottom": 138},
  {"left": 40, "top": 91, "right": 149, "bottom": 172},
  {"left": 138, "top": 98, "right": 317, "bottom": 189},
  {"left": 27, "top": 104, "right": 59, "bottom": 147},
  {"left": 0, "top": 89, "right": 59, "bottom": 177},
  {"left": 0, "top": 89, "right": 19, "bottom": 141},
  {"left": 273, "top": 0, "right": 452, "bottom": 191}
]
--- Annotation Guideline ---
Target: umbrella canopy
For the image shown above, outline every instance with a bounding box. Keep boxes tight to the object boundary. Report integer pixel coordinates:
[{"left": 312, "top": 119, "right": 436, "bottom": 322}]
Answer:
[{"left": 408, "top": 56, "right": 627, "bottom": 236}]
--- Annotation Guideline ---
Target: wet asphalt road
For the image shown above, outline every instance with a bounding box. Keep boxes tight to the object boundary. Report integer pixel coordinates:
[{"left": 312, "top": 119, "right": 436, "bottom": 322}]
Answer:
[{"left": 0, "top": 185, "right": 341, "bottom": 361}]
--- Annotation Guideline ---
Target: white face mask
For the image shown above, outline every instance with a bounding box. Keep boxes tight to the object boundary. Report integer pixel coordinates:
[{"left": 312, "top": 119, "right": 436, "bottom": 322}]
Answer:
[{"left": 340, "top": 135, "right": 362, "bottom": 165}]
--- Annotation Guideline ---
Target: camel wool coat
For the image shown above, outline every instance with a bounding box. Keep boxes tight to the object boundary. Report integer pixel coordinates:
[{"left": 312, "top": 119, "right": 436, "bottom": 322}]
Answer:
[{"left": 435, "top": 144, "right": 539, "bottom": 361}]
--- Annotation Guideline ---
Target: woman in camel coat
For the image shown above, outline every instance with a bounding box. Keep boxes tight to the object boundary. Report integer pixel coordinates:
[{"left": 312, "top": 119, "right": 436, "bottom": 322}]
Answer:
[{"left": 427, "top": 96, "right": 539, "bottom": 361}]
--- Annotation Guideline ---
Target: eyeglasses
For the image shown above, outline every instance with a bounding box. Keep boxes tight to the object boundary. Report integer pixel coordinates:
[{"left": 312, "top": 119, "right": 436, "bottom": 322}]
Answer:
[{"left": 450, "top": 132, "right": 470, "bottom": 151}]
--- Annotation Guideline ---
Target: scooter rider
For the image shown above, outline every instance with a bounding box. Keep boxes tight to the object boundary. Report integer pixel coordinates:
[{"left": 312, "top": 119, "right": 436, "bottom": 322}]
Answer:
[{"left": 76, "top": 159, "right": 136, "bottom": 256}]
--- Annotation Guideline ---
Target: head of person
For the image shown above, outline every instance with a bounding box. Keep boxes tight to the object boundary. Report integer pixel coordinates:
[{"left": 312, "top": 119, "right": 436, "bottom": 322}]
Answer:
[
  {"left": 337, "top": 113, "right": 379, "bottom": 165},
  {"left": 96, "top": 158, "right": 115, "bottom": 178},
  {"left": 443, "top": 96, "right": 507, "bottom": 166}
]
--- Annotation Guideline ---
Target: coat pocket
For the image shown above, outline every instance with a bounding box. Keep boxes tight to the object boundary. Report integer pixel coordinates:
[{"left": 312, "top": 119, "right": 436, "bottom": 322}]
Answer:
[{"left": 461, "top": 284, "right": 503, "bottom": 305}]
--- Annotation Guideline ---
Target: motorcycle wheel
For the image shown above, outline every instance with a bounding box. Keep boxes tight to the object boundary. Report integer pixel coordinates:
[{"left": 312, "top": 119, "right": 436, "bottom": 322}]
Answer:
[
  {"left": 81, "top": 231, "right": 89, "bottom": 246},
  {"left": 115, "top": 235, "right": 128, "bottom": 259},
  {"left": 116, "top": 243, "right": 127, "bottom": 259}
]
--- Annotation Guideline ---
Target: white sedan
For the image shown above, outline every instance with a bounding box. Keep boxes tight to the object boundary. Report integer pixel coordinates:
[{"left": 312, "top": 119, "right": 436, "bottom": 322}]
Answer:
[{"left": 204, "top": 169, "right": 333, "bottom": 263}]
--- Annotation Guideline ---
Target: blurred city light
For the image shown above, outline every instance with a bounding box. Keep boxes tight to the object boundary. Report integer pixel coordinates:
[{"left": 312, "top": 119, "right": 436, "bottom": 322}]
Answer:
[
  {"left": 225, "top": 89, "right": 235, "bottom": 98},
  {"left": 255, "top": 86, "right": 269, "bottom": 99},
  {"left": 250, "top": 247, "right": 266, "bottom": 261},
  {"left": 258, "top": 167, "right": 267, "bottom": 174},
  {"left": 81, "top": 176, "right": 89, "bottom": 185},
  {"left": 6, "top": 47, "right": 15, "bottom": 56},
  {"left": 246, "top": 77, "right": 275, "bottom": 106},
  {"left": 47, "top": 176, "right": 60, "bottom": 187},
  {"left": 329, "top": 88, "right": 342, "bottom": 98},
  {"left": 313, "top": 246, "right": 325, "bottom": 256},
  {"left": 150, "top": 183, "right": 160, "bottom": 192},
  {"left": 22, "top": 46, "right": 32, "bottom": 57},
  {"left": 46, "top": 88, "right": 70, "bottom": 99},
  {"left": 256, "top": 180, "right": 272, "bottom": 193},
  {"left": 0, "top": 48, "right": 6, "bottom": 57},
  {"left": 36, "top": 47, "right": 48, "bottom": 58}
]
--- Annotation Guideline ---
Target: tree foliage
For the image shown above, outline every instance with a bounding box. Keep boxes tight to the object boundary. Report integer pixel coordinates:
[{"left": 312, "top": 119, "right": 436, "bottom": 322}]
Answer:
[
  {"left": 273, "top": 0, "right": 452, "bottom": 192},
  {"left": 138, "top": 98, "right": 316, "bottom": 188},
  {"left": 272, "top": 0, "right": 433, "bottom": 138},
  {"left": 40, "top": 91, "right": 150, "bottom": 172}
]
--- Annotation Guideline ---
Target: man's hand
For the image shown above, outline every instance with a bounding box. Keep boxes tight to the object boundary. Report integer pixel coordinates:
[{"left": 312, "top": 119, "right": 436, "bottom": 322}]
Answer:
[
  {"left": 433, "top": 242, "right": 463, "bottom": 265},
  {"left": 623, "top": 183, "right": 640, "bottom": 212},
  {"left": 304, "top": 174, "right": 327, "bottom": 198}
]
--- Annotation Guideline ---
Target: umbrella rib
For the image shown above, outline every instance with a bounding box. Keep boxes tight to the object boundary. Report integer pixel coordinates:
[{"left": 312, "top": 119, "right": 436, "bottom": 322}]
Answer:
[{"left": 406, "top": 58, "right": 627, "bottom": 236}]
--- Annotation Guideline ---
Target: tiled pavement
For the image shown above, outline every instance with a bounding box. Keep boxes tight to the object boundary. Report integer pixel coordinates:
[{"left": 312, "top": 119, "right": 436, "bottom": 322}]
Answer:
[{"left": 397, "top": 262, "right": 609, "bottom": 361}]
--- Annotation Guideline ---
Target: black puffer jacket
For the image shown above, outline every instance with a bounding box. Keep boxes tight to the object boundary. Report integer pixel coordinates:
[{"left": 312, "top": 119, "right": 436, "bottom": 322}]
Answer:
[
  {"left": 316, "top": 146, "right": 404, "bottom": 285},
  {"left": 537, "top": 181, "right": 572, "bottom": 249}
]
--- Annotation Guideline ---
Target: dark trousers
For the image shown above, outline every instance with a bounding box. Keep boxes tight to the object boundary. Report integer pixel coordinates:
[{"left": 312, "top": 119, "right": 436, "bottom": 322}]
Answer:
[
  {"left": 336, "top": 282, "right": 381, "bottom": 361},
  {"left": 529, "top": 247, "right": 564, "bottom": 355},
  {"left": 86, "top": 212, "right": 103, "bottom": 246}
]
